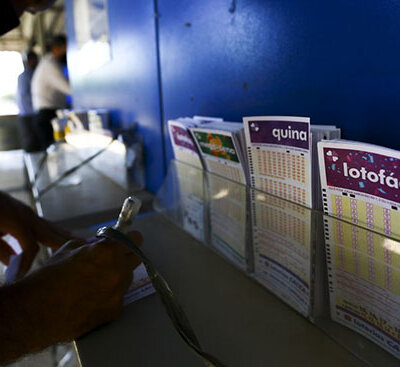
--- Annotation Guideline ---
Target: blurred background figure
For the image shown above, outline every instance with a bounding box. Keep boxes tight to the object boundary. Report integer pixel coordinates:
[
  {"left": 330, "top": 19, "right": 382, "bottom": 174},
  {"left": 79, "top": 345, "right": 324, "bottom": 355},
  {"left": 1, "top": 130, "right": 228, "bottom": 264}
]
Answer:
[
  {"left": 31, "top": 34, "right": 70, "bottom": 151},
  {"left": 16, "top": 49, "right": 40, "bottom": 152}
]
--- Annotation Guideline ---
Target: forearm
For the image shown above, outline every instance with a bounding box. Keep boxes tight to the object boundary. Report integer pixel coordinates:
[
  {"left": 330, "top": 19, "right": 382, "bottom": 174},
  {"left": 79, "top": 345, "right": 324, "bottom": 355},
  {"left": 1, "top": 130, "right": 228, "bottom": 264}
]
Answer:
[
  {"left": 53, "top": 76, "right": 71, "bottom": 95},
  {"left": 49, "top": 65, "right": 71, "bottom": 95},
  {"left": 0, "top": 284, "right": 34, "bottom": 363}
]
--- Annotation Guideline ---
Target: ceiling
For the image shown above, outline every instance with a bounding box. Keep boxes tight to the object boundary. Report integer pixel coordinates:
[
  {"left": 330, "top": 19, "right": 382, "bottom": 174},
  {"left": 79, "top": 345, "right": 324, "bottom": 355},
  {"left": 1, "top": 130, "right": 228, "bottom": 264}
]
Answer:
[{"left": 0, "top": 0, "right": 66, "bottom": 54}]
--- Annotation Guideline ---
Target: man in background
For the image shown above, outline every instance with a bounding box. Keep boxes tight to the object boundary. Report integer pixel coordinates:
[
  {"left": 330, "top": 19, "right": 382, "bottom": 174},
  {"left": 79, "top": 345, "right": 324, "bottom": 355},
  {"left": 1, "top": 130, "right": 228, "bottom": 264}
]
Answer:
[
  {"left": 16, "top": 49, "right": 40, "bottom": 152},
  {"left": 31, "top": 34, "right": 71, "bottom": 150}
]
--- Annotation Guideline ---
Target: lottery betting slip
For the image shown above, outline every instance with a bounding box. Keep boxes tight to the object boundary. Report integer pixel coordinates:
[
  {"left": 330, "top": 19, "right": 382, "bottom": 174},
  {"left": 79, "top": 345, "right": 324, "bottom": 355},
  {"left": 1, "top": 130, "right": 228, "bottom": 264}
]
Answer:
[
  {"left": 243, "top": 116, "right": 340, "bottom": 317},
  {"left": 319, "top": 139, "right": 400, "bottom": 358},
  {"left": 168, "top": 116, "right": 222, "bottom": 242},
  {"left": 190, "top": 121, "right": 249, "bottom": 267},
  {"left": 243, "top": 116, "right": 340, "bottom": 209}
]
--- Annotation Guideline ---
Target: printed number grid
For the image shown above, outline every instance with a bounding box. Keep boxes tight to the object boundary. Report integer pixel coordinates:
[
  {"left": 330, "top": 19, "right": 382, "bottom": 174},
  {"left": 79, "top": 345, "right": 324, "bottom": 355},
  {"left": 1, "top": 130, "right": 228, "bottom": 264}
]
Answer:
[
  {"left": 250, "top": 148, "right": 310, "bottom": 207},
  {"left": 254, "top": 149, "right": 307, "bottom": 183},
  {"left": 334, "top": 246, "right": 400, "bottom": 294},
  {"left": 207, "top": 159, "right": 245, "bottom": 184},
  {"left": 331, "top": 194, "right": 400, "bottom": 240},
  {"left": 328, "top": 218, "right": 400, "bottom": 295},
  {"left": 256, "top": 176, "right": 308, "bottom": 207},
  {"left": 255, "top": 202, "right": 310, "bottom": 247}
]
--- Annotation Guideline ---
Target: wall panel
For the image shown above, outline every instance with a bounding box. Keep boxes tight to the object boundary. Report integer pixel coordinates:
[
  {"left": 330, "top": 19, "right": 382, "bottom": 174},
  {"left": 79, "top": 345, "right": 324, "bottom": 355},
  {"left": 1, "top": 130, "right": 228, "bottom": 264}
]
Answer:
[
  {"left": 158, "top": 0, "right": 400, "bottom": 163},
  {"left": 65, "top": 0, "right": 164, "bottom": 193}
]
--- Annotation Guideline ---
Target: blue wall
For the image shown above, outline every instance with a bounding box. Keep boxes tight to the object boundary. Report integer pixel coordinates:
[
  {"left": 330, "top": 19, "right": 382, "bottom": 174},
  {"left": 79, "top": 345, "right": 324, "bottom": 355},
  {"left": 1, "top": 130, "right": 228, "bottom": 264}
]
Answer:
[
  {"left": 159, "top": 0, "right": 400, "bottom": 163},
  {"left": 65, "top": 0, "right": 164, "bottom": 193},
  {"left": 66, "top": 0, "right": 400, "bottom": 191}
]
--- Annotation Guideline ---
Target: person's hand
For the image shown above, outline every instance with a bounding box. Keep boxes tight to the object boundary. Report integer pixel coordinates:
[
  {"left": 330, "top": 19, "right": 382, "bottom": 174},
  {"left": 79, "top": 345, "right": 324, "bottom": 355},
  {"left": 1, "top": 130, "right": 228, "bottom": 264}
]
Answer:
[
  {"left": 0, "top": 191, "right": 71, "bottom": 277},
  {"left": 34, "top": 232, "right": 143, "bottom": 342},
  {"left": 0, "top": 232, "right": 143, "bottom": 363}
]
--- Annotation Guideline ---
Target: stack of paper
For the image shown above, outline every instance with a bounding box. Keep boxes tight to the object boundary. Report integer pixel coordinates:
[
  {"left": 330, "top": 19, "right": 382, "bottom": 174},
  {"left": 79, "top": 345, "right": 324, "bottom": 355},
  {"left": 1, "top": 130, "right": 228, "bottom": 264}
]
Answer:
[
  {"left": 242, "top": 116, "right": 339, "bottom": 317},
  {"left": 318, "top": 140, "right": 400, "bottom": 358},
  {"left": 168, "top": 116, "right": 222, "bottom": 242},
  {"left": 189, "top": 121, "right": 249, "bottom": 266}
]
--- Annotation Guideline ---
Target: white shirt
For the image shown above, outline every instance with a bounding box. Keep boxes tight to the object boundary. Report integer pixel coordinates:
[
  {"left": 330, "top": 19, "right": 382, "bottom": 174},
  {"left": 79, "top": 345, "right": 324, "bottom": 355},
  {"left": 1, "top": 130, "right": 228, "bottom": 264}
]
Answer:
[{"left": 31, "top": 54, "right": 71, "bottom": 111}]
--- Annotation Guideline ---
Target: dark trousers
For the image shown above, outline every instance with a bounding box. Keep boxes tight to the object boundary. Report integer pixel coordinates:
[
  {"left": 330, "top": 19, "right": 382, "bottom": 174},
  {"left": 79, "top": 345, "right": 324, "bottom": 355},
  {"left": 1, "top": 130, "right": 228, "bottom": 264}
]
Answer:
[
  {"left": 18, "top": 114, "right": 40, "bottom": 152},
  {"left": 34, "top": 108, "right": 56, "bottom": 151}
]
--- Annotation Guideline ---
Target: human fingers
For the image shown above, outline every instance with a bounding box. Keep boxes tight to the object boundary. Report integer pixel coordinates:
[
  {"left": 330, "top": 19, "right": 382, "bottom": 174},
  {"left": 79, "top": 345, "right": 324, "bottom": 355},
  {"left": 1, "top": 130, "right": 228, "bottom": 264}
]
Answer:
[
  {"left": 51, "top": 239, "right": 87, "bottom": 259},
  {"left": 126, "top": 231, "right": 143, "bottom": 247},
  {"left": 32, "top": 216, "right": 75, "bottom": 249},
  {"left": 11, "top": 227, "right": 39, "bottom": 279},
  {"left": 94, "top": 230, "right": 143, "bottom": 256},
  {"left": 4, "top": 192, "right": 73, "bottom": 249},
  {"left": 16, "top": 247, "right": 39, "bottom": 280},
  {"left": 0, "top": 238, "right": 16, "bottom": 265},
  {"left": 96, "top": 231, "right": 143, "bottom": 268}
]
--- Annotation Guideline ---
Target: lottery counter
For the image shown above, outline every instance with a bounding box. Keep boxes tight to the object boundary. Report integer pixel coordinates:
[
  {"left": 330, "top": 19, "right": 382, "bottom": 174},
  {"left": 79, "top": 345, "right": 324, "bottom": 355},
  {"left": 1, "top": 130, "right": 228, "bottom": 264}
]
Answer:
[{"left": 75, "top": 160, "right": 400, "bottom": 366}]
